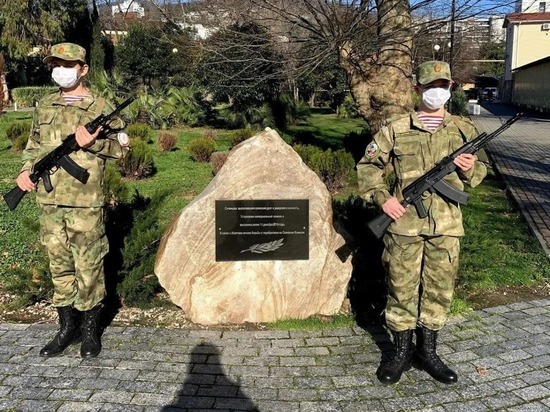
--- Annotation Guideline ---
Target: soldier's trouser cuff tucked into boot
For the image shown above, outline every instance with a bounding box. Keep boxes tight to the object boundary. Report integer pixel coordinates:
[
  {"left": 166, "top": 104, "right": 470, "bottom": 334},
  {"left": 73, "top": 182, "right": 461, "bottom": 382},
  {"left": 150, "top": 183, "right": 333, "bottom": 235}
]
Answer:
[
  {"left": 80, "top": 304, "right": 103, "bottom": 358},
  {"left": 376, "top": 329, "right": 415, "bottom": 385},
  {"left": 412, "top": 326, "right": 457, "bottom": 384},
  {"left": 40, "top": 306, "right": 81, "bottom": 357}
]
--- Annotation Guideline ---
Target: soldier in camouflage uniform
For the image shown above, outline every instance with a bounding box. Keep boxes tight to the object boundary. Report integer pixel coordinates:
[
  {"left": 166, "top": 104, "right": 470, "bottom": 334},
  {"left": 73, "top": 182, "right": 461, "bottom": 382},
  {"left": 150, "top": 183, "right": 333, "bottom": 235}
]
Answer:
[
  {"left": 16, "top": 43, "right": 129, "bottom": 358},
  {"left": 357, "top": 61, "right": 487, "bottom": 385}
]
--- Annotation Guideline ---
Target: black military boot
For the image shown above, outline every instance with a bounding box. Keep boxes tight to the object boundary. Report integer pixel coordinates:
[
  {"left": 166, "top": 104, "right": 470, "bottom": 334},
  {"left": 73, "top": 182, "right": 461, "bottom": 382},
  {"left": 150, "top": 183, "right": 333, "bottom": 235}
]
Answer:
[
  {"left": 413, "top": 326, "right": 458, "bottom": 384},
  {"left": 377, "top": 329, "right": 414, "bottom": 384},
  {"left": 80, "top": 304, "right": 103, "bottom": 358},
  {"left": 40, "top": 306, "right": 81, "bottom": 357}
]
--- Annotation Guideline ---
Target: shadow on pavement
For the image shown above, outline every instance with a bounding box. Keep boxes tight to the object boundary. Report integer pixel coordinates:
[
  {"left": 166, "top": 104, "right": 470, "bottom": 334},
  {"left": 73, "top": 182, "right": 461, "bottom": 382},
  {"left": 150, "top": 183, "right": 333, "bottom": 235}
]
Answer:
[{"left": 161, "top": 342, "right": 259, "bottom": 411}]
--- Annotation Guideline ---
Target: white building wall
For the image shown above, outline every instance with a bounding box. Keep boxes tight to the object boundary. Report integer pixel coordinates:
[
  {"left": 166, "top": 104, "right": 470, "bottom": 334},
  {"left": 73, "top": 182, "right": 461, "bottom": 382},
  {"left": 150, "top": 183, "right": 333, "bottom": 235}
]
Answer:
[
  {"left": 112, "top": 0, "right": 145, "bottom": 18},
  {"left": 515, "top": 0, "right": 549, "bottom": 13}
]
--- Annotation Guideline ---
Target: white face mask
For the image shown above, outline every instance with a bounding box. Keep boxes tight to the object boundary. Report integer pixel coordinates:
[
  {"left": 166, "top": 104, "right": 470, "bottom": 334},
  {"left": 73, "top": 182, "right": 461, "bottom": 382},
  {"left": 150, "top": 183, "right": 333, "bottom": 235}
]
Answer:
[
  {"left": 421, "top": 87, "right": 451, "bottom": 110},
  {"left": 51, "top": 66, "right": 80, "bottom": 88}
]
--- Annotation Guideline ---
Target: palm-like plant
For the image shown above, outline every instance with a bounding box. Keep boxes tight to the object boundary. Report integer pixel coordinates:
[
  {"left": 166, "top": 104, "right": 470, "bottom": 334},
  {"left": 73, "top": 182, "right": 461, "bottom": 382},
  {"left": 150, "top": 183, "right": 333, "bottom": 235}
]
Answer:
[{"left": 164, "top": 86, "right": 209, "bottom": 127}]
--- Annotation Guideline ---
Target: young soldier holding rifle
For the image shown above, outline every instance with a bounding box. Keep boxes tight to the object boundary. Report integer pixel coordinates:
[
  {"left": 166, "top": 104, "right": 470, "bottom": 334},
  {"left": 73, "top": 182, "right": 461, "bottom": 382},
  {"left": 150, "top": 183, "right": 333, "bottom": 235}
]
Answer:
[
  {"left": 14, "top": 43, "right": 129, "bottom": 358},
  {"left": 357, "top": 61, "right": 487, "bottom": 384}
]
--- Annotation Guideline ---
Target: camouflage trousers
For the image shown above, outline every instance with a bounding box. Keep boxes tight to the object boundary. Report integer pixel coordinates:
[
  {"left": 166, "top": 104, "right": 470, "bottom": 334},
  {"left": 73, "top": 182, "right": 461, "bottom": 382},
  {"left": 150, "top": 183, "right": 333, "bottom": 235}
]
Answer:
[
  {"left": 382, "top": 233, "right": 460, "bottom": 332},
  {"left": 38, "top": 205, "right": 107, "bottom": 311}
]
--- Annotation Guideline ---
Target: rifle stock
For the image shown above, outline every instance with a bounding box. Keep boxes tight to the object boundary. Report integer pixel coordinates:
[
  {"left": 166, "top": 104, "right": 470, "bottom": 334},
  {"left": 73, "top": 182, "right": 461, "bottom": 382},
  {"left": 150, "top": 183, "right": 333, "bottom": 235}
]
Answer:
[
  {"left": 4, "top": 187, "right": 27, "bottom": 211},
  {"left": 3, "top": 97, "right": 134, "bottom": 211},
  {"left": 367, "top": 112, "right": 523, "bottom": 239}
]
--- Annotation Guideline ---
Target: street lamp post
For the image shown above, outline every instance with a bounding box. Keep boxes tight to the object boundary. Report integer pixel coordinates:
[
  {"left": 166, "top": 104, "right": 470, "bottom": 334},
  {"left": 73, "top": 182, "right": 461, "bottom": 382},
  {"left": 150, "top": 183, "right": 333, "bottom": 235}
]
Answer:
[{"left": 433, "top": 42, "right": 452, "bottom": 62}]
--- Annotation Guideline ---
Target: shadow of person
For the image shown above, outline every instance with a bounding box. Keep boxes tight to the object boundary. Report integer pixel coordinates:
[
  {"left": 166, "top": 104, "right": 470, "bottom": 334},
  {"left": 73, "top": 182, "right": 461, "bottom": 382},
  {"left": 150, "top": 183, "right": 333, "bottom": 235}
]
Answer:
[
  {"left": 162, "top": 342, "right": 259, "bottom": 411},
  {"left": 332, "top": 195, "right": 397, "bottom": 380},
  {"left": 99, "top": 191, "right": 151, "bottom": 332},
  {"left": 332, "top": 195, "right": 388, "bottom": 326}
]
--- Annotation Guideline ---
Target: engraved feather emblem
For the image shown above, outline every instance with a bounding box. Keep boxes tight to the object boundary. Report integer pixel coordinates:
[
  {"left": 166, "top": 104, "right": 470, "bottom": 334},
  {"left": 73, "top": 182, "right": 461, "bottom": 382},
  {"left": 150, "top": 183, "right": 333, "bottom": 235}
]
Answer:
[{"left": 241, "top": 238, "right": 284, "bottom": 254}]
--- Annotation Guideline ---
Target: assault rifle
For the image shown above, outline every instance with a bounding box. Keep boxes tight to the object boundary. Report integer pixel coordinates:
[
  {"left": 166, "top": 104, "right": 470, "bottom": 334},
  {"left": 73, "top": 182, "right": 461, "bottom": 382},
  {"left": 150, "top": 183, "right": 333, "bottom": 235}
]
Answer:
[
  {"left": 3, "top": 97, "right": 134, "bottom": 211},
  {"left": 367, "top": 112, "right": 523, "bottom": 239}
]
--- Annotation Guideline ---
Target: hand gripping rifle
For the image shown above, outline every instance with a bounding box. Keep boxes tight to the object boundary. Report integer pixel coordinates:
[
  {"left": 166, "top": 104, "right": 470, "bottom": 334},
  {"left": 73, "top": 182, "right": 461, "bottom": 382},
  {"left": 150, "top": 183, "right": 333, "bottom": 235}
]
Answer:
[
  {"left": 3, "top": 97, "right": 134, "bottom": 211},
  {"left": 367, "top": 112, "right": 523, "bottom": 239}
]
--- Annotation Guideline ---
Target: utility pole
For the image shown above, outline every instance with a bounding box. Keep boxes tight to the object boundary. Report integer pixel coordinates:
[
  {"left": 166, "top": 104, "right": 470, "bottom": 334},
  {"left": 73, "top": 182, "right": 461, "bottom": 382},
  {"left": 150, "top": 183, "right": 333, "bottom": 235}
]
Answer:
[
  {"left": 448, "top": 0, "right": 456, "bottom": 114},
  {"left": 449, "top": 0, "right": 456, "bottom": 75},
  {"left": 0, "top": 53, "right": 5, "bottom": 115}
]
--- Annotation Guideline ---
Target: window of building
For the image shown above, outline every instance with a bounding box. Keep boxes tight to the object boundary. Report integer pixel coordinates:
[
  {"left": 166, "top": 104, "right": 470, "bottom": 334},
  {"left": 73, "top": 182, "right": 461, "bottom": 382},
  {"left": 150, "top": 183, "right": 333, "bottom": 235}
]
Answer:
[{"left": 540, "top": 2, "right": 547, "bottom": 12}]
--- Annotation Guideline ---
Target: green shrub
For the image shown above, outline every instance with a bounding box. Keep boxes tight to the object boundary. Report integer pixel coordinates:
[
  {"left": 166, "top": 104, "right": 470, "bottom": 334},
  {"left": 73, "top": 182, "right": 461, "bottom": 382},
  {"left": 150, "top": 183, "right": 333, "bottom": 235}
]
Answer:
[
  {"left": 126, "top": 122, "right": 151, "bottom": 143},
  {"left": 118, "top": 139, "right": 155, "bottom": 179},
  {"left": 338, "top": 95, "right": 360, "bottom": 119},
  {"left": 229, "top": 128, "right": 254, "bottom": 148},
  {"left": 12, "top": 87, "right": 58, "bottom": 107},
  {"left": 450, "top": 89, "right": 469, "bottom": 116},
  {"left": 293, "top": 144, "right": 321, "bottom": 165},
  {"left": 6, "top": 121, "right": 31, "bottom": 151},
  {"left": 210, "top": 151, "right": 230, "bottom": 175},
  {"left": 117, "top": 191, "right": 166, "bottom": 307},
  {"left": 6, "top": 121, "right": 31, "bottom": 140},
  {"left": 312, "top": 149, "right": 355, "bottom": 193},
  {"left": 294, "top": 144, "right": 355, "bottom": 193},
  {"left": 157, "top": 131, "right": 177, "bottom": 152},
  {"left": 103, "top": 163, "right": 129, "bottom": 206},
  {"left": 13, "top": 134, "right": 29, "bottom": 151},
  {"left": 188, "top": 137, "right": 216, "bottom": 162}
]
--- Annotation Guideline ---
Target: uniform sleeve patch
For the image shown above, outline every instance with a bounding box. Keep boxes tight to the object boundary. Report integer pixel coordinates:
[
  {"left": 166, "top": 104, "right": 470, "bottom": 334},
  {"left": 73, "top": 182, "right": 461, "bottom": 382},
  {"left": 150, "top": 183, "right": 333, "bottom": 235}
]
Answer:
[{"left": 366, "top": 142, "right": 380, "bottom": 157}]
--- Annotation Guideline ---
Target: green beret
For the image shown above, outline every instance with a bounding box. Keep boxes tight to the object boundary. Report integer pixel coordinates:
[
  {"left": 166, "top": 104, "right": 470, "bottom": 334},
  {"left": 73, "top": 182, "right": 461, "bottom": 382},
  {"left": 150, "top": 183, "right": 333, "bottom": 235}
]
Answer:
[
  {"left": 43, "top": 43, "right": 86, "bottom": 64},
  {"left": 416, "top": 60, "right": 451, "bottom": 85}
]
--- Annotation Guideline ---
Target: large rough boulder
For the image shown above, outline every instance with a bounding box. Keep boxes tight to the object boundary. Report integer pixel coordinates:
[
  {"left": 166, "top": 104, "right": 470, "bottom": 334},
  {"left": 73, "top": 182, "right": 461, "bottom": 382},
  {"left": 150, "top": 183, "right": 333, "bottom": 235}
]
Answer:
[{"left": 155, "top": 127, "right": 352, "bottom": 325}]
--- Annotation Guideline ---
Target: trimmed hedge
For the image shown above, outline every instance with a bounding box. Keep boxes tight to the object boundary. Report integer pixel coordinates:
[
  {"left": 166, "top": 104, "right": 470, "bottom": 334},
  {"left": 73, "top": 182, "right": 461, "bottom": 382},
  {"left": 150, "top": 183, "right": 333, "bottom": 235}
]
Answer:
[
  {"left": 12, "top": 87, "right": 58, "bottom": 107},
  {"left": 6, "top": 121, "right": 32, "bottom": 151},
  {"left": 188, "top": 137, "right": 216, "bottom": 162}
]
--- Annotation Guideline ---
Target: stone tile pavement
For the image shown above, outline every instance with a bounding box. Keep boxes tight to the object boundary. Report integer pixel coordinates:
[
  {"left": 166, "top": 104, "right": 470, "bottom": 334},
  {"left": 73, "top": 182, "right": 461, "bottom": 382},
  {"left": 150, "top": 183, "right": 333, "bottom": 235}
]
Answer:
[
  {"left": 471, "top": 103, "right": 550, "bottom": 257},
  {"left": 2, "top": 299, "right": 550, "bottom": 411}
]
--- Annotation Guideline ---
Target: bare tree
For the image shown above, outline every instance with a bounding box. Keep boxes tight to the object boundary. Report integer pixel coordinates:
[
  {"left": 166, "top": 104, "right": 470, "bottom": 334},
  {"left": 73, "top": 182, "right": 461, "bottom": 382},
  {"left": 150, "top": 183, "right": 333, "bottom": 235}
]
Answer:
[
  {"left": 198, "top": 0, "right": 413, "bottom": 132},
  {"left": 108, "top": 0, "right": 513, "bottom": 132}
]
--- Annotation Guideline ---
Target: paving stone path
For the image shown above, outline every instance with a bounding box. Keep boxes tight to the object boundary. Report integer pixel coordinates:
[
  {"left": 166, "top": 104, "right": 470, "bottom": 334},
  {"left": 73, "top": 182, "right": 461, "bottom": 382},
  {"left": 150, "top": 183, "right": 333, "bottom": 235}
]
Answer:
[
  {"left": 2, "top": 298, "right": 550, "bottom": 411},
  {"left": 472, "top": 103, "right": 550, "bottom": 257}
]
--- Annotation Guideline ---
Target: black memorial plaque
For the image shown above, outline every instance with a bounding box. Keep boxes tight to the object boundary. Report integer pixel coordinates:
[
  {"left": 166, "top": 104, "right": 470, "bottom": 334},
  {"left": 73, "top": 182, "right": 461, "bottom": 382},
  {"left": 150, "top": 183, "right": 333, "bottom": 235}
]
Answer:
[{"left": 215, "top": 199, "right": 309, "bottom": 261}]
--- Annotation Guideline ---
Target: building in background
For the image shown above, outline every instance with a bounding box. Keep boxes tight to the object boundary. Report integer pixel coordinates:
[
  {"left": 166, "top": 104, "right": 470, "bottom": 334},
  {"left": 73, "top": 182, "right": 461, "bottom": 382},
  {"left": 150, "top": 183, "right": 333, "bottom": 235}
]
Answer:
[
  {"left": 515, "top": 0, "right": 549, "bottom": 13},
  {"left": 502, "top": 12, "right": 550, "bottom": 101},
  {"left": 512, "top": 56, "right": 550, "bottom": 111},
  {"left": 112, "top": 0, "right": 145, "bottom": 18}
]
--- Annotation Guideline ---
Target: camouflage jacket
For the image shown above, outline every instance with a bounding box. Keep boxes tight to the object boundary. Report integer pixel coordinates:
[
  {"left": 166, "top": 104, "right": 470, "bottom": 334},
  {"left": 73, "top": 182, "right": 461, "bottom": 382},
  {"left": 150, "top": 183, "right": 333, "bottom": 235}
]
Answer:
[
  {"left": 21, "top": 91, "right": 127, "bottom": 207},
  {"left": 357, "top": 112, "right": 487, "bottom": 237}
]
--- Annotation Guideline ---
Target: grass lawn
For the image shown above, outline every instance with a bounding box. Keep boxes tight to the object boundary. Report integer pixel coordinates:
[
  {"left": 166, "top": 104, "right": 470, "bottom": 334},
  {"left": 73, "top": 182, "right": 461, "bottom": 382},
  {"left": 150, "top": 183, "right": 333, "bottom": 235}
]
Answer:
[{"left": 1, "top": 109, "right": 549, "bottom": 325}]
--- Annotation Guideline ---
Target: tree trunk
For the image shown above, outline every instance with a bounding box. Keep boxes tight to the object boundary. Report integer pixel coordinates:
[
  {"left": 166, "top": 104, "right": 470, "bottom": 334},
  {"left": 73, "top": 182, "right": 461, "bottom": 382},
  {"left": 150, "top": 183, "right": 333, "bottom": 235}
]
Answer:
[
  {"left": 309, "top": 92, "right": 316, "bottom": 107},
  {"left": 338, "top": 0, "right": 413, "bottom": 134}
]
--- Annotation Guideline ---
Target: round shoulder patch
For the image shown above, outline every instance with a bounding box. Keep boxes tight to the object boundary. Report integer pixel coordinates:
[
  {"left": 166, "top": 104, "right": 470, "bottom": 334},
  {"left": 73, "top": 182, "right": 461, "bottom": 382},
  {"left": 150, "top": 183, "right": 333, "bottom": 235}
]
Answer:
[{"left": 366, "top": 142, "right": 380, "bottom": 157}]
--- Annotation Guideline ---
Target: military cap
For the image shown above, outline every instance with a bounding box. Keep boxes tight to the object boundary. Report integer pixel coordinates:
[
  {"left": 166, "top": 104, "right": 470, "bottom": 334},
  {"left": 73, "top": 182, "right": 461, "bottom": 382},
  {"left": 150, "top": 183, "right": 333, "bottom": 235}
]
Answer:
[
  {"left": 43, "top": 43, "right": 86, "bottom": 64},
  {"left": 416, "top": 60, "right": 452, "bottom": 85}
]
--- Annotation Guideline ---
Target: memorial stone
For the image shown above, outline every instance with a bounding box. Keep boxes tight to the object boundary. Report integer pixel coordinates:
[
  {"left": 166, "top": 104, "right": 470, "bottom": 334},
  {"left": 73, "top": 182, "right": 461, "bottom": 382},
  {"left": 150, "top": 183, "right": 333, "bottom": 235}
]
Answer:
[{"left": 155, "top": 127, "right": 353, "bottom": 325}]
